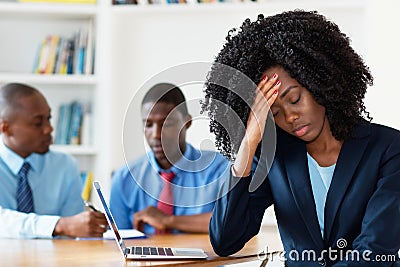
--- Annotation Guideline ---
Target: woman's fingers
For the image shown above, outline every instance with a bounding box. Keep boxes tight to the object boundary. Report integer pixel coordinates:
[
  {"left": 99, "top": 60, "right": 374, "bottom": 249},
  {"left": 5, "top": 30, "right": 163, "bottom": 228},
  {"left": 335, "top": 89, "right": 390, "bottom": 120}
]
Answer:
[
  {"left": 254, "top": 74, "right": 281, "bottom": 110},
  {"left": 266, "top": 80, "right": 280, "bottom": 106},
  {"left": 258, "top": 73, "right": 279, "bottom": 94},
  {"left": 244, "top": 73, "right": 281, "bottom": 145}
]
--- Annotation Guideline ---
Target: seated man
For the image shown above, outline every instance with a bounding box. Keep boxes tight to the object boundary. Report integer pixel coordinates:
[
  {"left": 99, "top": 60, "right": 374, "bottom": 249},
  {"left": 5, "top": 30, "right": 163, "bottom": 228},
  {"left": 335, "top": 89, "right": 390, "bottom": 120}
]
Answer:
[
  {"left": 110, "top": 83, "right": 230, "bottom": 234},
  {"left": 0, "top": 83, "right": 107, "bottom": 239}
]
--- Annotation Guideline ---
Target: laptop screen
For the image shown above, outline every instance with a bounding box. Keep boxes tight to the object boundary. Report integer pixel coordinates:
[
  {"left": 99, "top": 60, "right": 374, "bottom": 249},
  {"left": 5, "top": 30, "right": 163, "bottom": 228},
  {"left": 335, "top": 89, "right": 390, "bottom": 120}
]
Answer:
[{"left": 94, "top": 181, "right": 126, "bottom": 252}]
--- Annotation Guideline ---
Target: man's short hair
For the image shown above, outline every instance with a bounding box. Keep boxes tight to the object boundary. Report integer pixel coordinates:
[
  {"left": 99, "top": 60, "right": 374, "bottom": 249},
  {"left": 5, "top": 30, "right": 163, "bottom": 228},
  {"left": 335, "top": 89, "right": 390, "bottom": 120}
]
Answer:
[
  {"left": 141, "top": 83, "right": 188, "bottom": 116},
  {"left": 0, "top": 83, "right": 39, "bottom": 119}
]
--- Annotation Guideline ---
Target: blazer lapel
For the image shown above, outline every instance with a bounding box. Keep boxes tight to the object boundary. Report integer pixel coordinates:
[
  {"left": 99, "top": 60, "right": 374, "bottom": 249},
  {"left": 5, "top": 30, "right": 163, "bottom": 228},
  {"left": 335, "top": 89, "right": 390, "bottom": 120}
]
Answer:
[
  {"left": 324, "top": 123, "right": 371, "bottom": 244},
  {"left": 284, "top": 138, "right": 324, "bottom": 249}
]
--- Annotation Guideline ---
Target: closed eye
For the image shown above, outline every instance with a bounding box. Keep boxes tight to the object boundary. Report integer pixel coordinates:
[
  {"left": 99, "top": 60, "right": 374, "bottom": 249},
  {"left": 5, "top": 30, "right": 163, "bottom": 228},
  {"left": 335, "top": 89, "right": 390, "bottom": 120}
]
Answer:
[{"left": 291, "top": 96, "right": 300, "bottom": 104}]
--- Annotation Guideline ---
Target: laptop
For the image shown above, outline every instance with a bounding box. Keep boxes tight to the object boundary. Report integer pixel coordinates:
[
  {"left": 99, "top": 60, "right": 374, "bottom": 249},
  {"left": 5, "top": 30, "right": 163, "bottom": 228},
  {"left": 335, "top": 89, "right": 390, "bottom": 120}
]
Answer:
[{"left": 93, "top": 181, "right": 208, "bottom": 260}]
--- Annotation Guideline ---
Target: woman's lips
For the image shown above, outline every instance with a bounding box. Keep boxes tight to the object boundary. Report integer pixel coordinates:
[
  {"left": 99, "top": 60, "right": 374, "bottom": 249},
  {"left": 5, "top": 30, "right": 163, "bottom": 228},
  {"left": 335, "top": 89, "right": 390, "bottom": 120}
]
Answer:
[{"left": 294, "top": 125, "right": 309, "bottom": 137}]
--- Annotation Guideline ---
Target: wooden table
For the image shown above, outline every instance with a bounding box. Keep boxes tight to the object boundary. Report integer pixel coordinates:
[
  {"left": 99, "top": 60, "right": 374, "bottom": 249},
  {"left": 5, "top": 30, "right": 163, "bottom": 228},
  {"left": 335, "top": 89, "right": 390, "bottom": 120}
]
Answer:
[{"left": 0, "top": 225, "right": 283, "bottom": 267}]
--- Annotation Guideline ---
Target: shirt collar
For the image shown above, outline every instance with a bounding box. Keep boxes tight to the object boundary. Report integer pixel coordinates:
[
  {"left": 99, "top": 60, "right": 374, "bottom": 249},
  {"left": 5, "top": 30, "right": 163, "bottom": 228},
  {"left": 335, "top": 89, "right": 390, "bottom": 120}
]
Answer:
[
  {"left": 0, "top": 139, "right": 41, "bottom": 175},
  {"left": 148, "top": 143, "right": 194, "bottom": 174}
]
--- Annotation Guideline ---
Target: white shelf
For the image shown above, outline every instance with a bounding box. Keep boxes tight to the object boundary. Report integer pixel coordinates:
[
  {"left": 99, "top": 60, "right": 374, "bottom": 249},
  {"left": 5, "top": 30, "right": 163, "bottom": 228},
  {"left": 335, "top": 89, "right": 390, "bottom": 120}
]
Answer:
[
  {"left": 0, "top": 73, "right": 97, "bottom": 85},
  {"left": 111, "top": 0, "right": 366, "bottom": 14},
  {"left": 50, "top": 144, "right": 97, "bottom": 155},
  {"left": 0, "top": 2, "right": 97, "bottom": 18}
]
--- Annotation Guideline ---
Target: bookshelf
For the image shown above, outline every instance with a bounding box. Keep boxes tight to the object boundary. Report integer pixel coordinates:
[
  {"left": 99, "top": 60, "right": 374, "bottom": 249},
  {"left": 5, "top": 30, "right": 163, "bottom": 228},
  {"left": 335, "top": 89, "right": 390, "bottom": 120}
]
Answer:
[
  {"left": 0, "top": 2, "right": 97, "bottom": 16},
  {"left": 0, "top": 0, "right": 112, "bottom": 200}
]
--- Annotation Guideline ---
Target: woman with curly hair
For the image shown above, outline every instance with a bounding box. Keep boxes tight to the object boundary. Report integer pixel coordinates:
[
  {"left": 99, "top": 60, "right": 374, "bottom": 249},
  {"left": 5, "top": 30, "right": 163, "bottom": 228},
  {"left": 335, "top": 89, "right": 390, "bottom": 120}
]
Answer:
[{"left": 202, "top": 10, "right": 400, "bottom": 266}]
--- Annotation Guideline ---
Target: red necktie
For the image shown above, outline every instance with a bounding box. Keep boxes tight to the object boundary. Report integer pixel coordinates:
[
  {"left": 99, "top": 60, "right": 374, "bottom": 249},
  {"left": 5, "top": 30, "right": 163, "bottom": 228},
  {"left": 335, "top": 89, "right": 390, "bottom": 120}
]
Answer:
[{"left": 156, "top": 171, "right": 175, "bottom": 234}]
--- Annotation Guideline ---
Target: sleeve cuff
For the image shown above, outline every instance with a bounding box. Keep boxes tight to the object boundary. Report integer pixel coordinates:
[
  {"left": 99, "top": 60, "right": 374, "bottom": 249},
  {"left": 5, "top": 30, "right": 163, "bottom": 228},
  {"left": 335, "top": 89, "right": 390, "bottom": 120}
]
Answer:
[
  {"left": 230, "top": 164, "right": 251, "bottom": 178},
  {"left": 34, "top": 215, "right": 61, "bottom": 238}
]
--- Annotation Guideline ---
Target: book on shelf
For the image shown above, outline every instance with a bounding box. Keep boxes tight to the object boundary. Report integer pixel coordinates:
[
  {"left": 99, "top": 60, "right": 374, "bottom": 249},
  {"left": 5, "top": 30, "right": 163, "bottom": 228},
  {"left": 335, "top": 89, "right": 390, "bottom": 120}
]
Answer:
[
  {"left": 81, "top": 171, "right": 94, "bottom": 202},
  {"left": 19, "top": 0, "right": 97, "bottom": 4},
  {"left": 55, "top": 100, "right": 91, "bottom": 145},
  {"left": 46, "top": 35, "right": 61, "bottom": 74},
  {"left": 59, "top": 102, "right": 72, "bottom": 144},
  {"left": 32, "top": 28, "right": 95, "bottom": 75},
  {"left": 54, "top": 104, "right": 63, "bottom": 145},
  {"left": 113, "top": 0, "right": 137, "bottom": 5},
  {"left": 69, "top": 101, "right": 83, "bottom": 145},
  {"left": 32, "top": 43, "right": 42, "bottom": 75},
  {"left": 34, "top": 36, "right": 51, "bottom": 74},
  {"left": 54, "top": 38, "right": 70, "bottom": 74},
  {"left": 113, "top": 0, "right": 257, "bottom": 4},
  {"left": 84, "top": 19, "right": 95, "bottom": 75},
  {"left": 75, "top": 30, "right": 86, "bottom": 75}
]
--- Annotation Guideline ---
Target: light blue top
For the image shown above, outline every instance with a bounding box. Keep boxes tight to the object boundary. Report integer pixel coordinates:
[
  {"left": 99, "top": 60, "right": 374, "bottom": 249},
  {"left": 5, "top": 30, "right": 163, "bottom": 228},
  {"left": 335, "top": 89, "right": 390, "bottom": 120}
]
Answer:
[
  {"left": 307, "top": 153, "right": 335, "bottom": 239},
  {"left": 110, "top": 143, "right": 230, "bottom": 234},
  {"left": 0, "top": 141, "right": 84, "bottom": 239}
]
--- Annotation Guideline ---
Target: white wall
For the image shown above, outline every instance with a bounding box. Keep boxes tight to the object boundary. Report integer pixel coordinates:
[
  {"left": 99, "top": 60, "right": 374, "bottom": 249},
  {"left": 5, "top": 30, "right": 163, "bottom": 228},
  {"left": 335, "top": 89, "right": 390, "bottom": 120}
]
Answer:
[
  {"left": 364, "top": 0, "right": 400, "bottom": 129},
  {"left": 109, "top": 1, "right": 374, "bottom": 170}
]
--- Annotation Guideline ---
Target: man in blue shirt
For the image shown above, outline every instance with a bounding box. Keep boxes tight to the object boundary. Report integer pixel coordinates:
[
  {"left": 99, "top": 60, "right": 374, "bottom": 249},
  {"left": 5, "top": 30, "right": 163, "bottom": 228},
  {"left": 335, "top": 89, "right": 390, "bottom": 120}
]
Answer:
[
  {"left": 0, "top": 83, "right": 107, "bottom": 239},
  {"left": 110, "top": 83, "right": 230, "bottom": 234}
]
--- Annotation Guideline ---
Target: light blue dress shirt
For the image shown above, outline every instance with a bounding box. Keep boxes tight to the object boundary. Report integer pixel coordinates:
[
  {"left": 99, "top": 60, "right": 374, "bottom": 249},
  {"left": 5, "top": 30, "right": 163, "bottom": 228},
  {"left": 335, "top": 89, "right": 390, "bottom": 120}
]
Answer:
[
  {"left": 0, "top": 141, "right": 84, "bottom": 239},
  {"left": 110, "top": 143, "right": 230, "bottom": 234},
  {"left": 307, "top": 153, "right": 335, "bottom": 239}
]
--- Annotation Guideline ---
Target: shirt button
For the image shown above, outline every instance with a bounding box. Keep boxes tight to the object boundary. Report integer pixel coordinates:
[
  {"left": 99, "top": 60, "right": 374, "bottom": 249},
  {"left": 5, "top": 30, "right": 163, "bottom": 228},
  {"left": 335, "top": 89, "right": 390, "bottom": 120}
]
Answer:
[{"left": 318, "top": 259, "right": 326, "bottom": 266}]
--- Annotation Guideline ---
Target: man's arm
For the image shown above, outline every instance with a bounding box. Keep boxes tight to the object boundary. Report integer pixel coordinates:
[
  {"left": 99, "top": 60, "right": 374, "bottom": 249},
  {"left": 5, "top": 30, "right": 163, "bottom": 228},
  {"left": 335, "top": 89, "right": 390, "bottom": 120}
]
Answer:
[
  {"left": 0, "top": 206, "right": 60, "bottom": 238},
  {"left": 166, "top": 212, "right": 212, "bottom": 233},
  {"left": 133, "top": 207, "right": 211, "bottom": 233},
  {"left": 58, "top": 154, "right": 86, "bottom": 216},
  {"left": 0, "top": 206, "right": 108, "bottom": 238}
]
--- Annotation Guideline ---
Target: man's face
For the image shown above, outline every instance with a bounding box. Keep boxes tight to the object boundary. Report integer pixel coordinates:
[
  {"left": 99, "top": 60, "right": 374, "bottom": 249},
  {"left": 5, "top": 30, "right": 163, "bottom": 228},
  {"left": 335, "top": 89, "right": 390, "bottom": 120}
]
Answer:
[
  {"left": 141, "top": 101, "right": 191, "bottom": 170},
  {"left": 2, "top": 93, "right": 53, "bottom": 158}
]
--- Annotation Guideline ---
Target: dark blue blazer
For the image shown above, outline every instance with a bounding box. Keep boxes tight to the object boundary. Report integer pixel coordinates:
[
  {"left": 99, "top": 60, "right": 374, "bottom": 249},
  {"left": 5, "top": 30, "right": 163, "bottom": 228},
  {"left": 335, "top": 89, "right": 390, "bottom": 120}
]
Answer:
[{"left": 210, "top": 122, "right": 400, "bottom": 266}]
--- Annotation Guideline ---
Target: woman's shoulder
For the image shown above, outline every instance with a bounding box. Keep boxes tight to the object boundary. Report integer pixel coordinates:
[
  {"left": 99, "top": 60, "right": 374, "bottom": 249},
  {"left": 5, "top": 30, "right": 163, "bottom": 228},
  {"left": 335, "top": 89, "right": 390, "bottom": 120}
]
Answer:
[
  {"left": 370, "top": 122, "right": 400, "bottom": 133},
  {"left": 356, "top": 122, "right": 400, "bottom": 152},
  {"left": 368, "top": 122, "right": 400, "bottom": 140}
]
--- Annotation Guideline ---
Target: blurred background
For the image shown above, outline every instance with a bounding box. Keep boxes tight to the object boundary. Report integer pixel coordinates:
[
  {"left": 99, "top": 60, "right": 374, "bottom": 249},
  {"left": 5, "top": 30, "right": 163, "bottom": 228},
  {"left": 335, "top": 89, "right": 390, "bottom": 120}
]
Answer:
[{"left": 0, "top": 0, "right": 398, "bottom": 214}]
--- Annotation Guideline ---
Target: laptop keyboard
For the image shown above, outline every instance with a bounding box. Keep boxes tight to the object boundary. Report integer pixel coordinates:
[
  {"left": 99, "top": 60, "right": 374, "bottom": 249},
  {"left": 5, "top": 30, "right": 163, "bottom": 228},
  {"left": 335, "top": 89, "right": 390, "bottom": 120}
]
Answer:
[{"left": 126, "top": 246, "right": 174, "bottom": 256}]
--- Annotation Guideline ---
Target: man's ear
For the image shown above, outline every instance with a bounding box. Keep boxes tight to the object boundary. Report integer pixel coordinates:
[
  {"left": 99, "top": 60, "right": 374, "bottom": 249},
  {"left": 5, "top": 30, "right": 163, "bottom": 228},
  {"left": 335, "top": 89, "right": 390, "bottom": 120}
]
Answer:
[
  {"left": 0, "top": 118, "right": 12, "bottom": 136},
  {"left": 184, "top": 114, "right": 192, "bottom": 129},
  {"left": 0, "top": 119, "right": 8, "bottom": 134}
]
